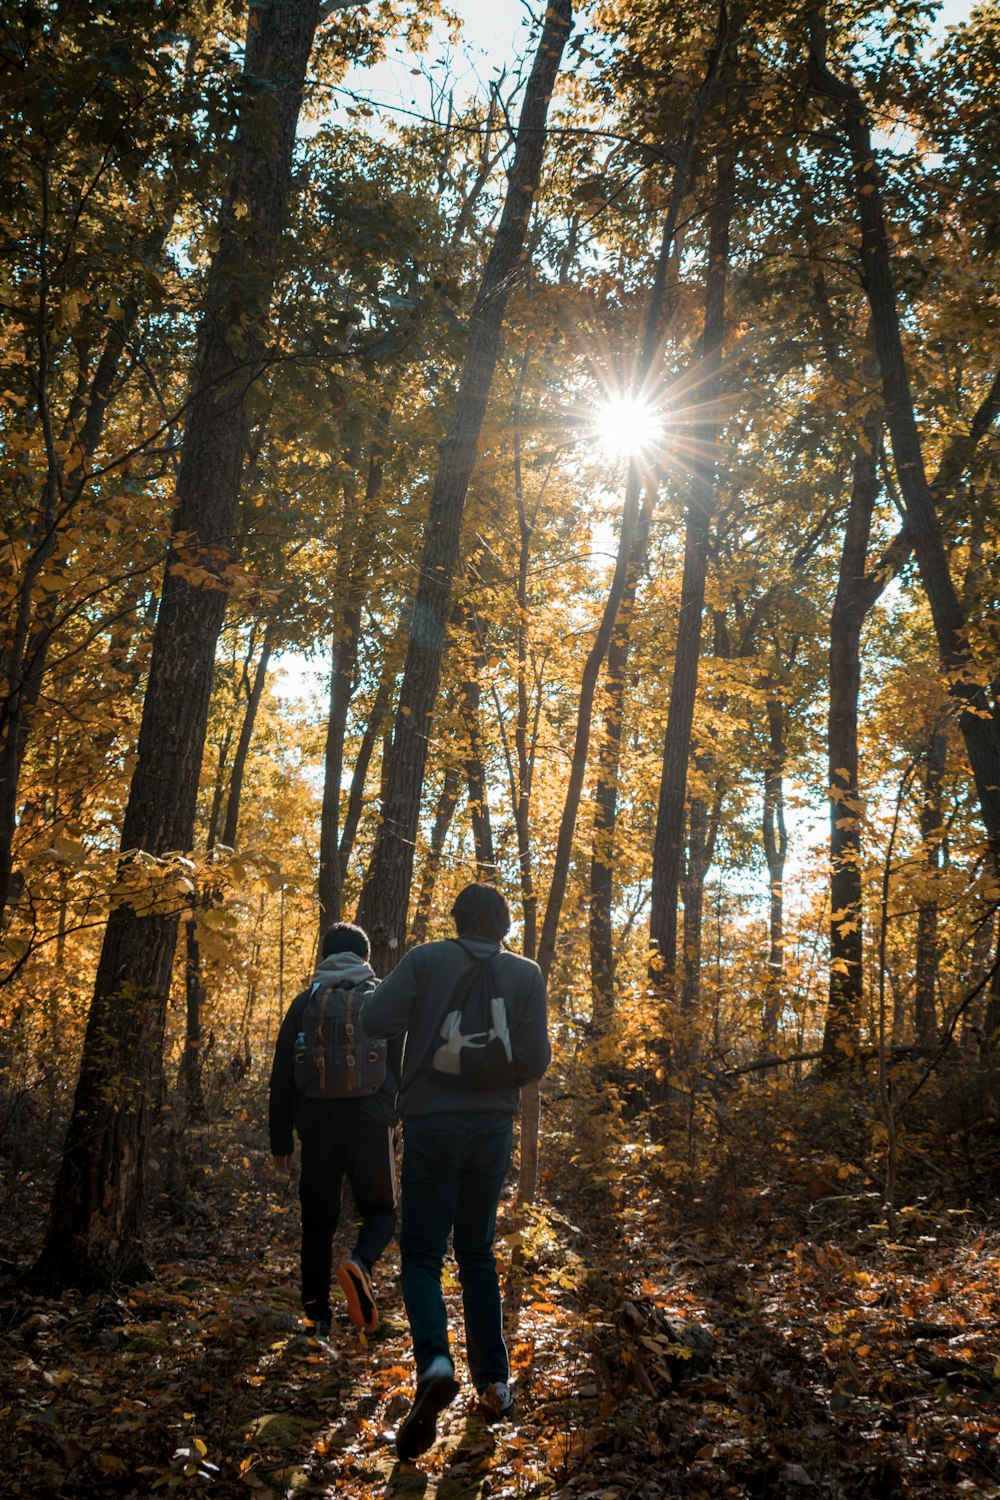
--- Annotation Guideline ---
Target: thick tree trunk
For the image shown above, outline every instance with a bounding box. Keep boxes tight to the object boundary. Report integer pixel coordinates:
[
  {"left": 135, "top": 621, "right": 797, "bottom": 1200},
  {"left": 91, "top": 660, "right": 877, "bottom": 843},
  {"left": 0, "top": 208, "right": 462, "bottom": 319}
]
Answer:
[
  {"left": 648, "top": 149, "right": 735, "bottom": 985},
  {"left": 914, "top": 724, "right": 947, "bottom": 1045},
  {"left": 33, "top": 0, "right": 322, "bottom": 1292},
  {"left": 807, "top": 16, "right": 1000, "bottom": 861},
  {"left": 355, "top": 0, "right": 572, "bottom": 978}
]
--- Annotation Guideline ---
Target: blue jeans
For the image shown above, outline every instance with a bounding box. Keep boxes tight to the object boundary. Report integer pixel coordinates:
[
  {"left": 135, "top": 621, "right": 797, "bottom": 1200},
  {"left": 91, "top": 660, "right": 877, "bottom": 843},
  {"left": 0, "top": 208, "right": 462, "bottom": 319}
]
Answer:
[{"left": 399, "top": 1111, "right": 513, "bottom": 1388}]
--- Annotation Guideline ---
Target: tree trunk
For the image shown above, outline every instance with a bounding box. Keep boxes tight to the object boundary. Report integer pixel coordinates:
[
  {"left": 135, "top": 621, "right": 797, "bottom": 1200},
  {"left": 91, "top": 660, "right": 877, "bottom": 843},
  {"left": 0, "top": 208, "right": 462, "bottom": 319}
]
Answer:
[
  {"left": 761, "top": 694, "right": 788, "bottom": 1044},
  {"left": 318, "top": 413, "right": 391, "bottom": 933},
  {"left": 33, "top": 0, "right": 322, "bottom": 1292},
  {"left": 648, "top": 147, "right": 735, "bottom": 986},
  {"left": 587, "top": 0, "right": 729, "bottom": 1025},
  {"left": 221, "top": 631, "right": 273, "bottom": 852},
  {"left": 914, "top": 723, "right": 947, "bottom": 1046},
  {"left": 355, "top": 0, "right": 572, "bottom": 978},
  {"left": 822, "top": 420, "right": 881, "bottom": 1073},
  {"left": 807, "top": 16, "right": 1000, "bottom": 862},
  {"left": 680, "top": 781, "right": 722, "bottom": 1013},
  {"left": 512, "top": 355, "right": 539, "bottom": 960},
  {"left": 535, "top": 474, "right": 641, "bottom": 983},
  {"left": 458, "top": 670, "right": 496, "bottom": 879},
  {"left": 180, "top": 628, "right": 273, "bottom": 1113},
  {"left": 338, "top": 655, "right": 394, "bottom": 892},
  {"left": 409, "top": 763, "right": 463, "bottom": 947}
]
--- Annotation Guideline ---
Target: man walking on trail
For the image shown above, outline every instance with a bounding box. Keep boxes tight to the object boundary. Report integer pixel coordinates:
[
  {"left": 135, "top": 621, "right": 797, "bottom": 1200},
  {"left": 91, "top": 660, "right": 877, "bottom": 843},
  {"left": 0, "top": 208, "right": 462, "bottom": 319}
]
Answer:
[
  {"left": 361, "top": 883, "right": 550, "bottom": 1461},
  {"left": 269, "top": 922, "right": 399, "bottom": 1335}
]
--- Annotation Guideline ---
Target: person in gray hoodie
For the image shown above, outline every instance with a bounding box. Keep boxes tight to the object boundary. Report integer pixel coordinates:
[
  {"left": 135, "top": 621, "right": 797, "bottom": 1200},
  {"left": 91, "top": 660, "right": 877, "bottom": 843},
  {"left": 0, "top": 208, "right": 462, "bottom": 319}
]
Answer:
[
  {"left": 362, "top": 883, "right": 550, "bottom": 1461},
  {"left": 269, "top": 922, "right": 400, "bottom": 1335}
]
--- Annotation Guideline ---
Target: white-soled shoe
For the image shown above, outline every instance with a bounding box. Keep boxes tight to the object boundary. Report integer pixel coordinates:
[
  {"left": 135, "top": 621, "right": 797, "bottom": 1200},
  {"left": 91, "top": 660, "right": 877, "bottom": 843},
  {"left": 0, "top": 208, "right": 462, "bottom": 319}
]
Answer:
[
  {"left": 478, "top": 1380, "right": 515, "bottom": 1423},
  {"left": 396, "top": 1356, "right": 460, "bottom": 1461}
]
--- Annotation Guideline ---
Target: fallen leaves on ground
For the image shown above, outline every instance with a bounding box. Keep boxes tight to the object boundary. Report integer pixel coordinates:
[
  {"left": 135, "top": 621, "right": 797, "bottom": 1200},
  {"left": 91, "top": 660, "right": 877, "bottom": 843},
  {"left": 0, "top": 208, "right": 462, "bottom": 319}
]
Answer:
[{"left": 1, "top": 1099, "right": 999, "bottom": 1499}]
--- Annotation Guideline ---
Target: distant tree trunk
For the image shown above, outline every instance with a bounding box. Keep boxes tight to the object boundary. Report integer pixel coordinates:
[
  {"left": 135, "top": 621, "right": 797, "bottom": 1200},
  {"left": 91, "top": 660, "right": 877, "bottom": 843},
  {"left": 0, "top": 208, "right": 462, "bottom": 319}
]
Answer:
[
  {"left": 648, "top": 147, "right": 735, "bottom": 986},
  {"left": 318, "top": 413, "right": 391, "bottom": 935},
  {"left": 338, "top": 657, "right": 394, "bottom": 890},
  {"left": 587, "top": 1, "right": 728, "bottom": 1026},
  {"left": 355, "top": 0, "right": 572, "bottom": 979},
  {"left": 180, "top": 628, "right": 273, "bottom": 1114},
  {"left": 822, "top": 420, "right": 881, "bottom": 1072},
  {"left": 458, "top": 671, "right": 496, "bottom": 879},
  {"left": 761, "top": 695, "right": 788, "bottom": 1044},
  {"left": 512, "top": 355, "right": 540, "bottom": 960},
  {"left": 33, "top": 0, "right": 323, "bottom": 1292},
  {"left": 914, "top": 724, "right": 947, "bottom": 1045},
  {"left": 808, "top": 16, "right": 1000, "bottom": 863},
  {"left": 535, "top": 476, "right": 642, "bottom": 984},
  {"left": 409, "top": 763, "right": 463, "bottom": 946},
  {"left": 221, "top": 631, "right": 273, "bottom": 853},
  {"left": 680, "top": 778, "right": 722, "bottom": 1013}
]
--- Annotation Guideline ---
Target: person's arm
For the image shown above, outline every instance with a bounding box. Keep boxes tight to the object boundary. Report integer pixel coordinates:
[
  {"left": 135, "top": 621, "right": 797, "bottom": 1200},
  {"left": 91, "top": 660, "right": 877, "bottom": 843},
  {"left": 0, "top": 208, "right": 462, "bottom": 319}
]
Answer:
[
  {"left": 268, "top": 991, "right": 305, "bottom": 1158},
  {"left": 510, "top": 966, "right": 551, "bottom": 1084},
  {"left": 361, "top": 949, "right": 421, "bottom": 1039}
]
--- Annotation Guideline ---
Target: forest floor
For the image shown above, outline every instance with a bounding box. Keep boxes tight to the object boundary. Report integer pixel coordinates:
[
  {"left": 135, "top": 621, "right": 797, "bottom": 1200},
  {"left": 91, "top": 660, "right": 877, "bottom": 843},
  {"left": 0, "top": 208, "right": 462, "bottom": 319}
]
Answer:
[{"left": 2, "top": 1083, "right": 1000, "bottom": 1500}]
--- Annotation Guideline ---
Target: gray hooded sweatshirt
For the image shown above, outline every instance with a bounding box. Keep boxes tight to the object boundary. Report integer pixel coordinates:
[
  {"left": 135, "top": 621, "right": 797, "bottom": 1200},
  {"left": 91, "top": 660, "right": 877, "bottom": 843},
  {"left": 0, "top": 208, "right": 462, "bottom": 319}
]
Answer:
[{"left": 361, "top": 937, "right": 550, "bottom": 1119}]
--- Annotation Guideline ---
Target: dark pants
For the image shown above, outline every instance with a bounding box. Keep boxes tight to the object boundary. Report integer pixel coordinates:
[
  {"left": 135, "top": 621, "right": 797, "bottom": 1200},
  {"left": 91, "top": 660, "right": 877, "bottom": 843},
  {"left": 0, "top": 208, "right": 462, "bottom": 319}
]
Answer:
[
  {"left": 399, "top": 1111, "right": 513, "bottom": 1388},
  {"left": 298, "top": 1115, "right": 397, "bottom": 1324}
]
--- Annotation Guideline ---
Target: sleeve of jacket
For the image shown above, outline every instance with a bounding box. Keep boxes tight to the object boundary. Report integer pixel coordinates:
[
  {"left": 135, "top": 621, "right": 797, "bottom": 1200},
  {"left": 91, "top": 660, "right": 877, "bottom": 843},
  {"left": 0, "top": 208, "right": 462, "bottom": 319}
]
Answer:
[
  {"left": 268, "top": 989, "right": 306, "bottom": 1155},
  {"left": 361, "top": 950, "right": 421, "bottom": 1039},
  {"left": 511, "top": 964, "right": 551, "bottom": 1084}
]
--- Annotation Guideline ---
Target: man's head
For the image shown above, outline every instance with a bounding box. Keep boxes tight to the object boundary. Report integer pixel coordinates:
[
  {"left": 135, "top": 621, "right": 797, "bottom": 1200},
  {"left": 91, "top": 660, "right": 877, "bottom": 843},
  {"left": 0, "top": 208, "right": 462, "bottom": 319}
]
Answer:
[
  {"left": 320, "top": 921, "right": 370, "bottom": 961},
  {"left": 450, "top": 883, "right": 511, "bottom": 943}
]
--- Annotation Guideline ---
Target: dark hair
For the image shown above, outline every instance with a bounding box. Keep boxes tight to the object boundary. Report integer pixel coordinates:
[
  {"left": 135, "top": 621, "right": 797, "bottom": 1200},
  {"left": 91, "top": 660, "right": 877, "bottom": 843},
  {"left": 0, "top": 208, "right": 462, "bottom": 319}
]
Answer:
[
  {"left": 321, "top": 922, "right": 370, "bottom": 961},
  {"left": 450, "top": 883, "right": 511, "bottom": 943}
]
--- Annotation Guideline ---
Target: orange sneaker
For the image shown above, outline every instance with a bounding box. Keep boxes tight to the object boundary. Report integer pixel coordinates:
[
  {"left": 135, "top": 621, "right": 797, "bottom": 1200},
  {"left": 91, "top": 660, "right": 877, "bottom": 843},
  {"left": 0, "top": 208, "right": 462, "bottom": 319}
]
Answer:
[{"left": 336, "top": 1257, "right": 378, "bottom": 1331}]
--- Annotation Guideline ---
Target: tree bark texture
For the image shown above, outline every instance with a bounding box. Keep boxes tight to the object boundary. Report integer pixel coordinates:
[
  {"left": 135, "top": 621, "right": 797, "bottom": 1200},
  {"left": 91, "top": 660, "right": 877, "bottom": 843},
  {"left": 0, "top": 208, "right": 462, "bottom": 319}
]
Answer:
[
  {"left": 33, "top": 0, "right": 322, "bottom": 1291},
  {"left": 355, "top": 0, "right": 572, "bottom": 977},
  {"left": 808, "top": 14, "right": 1000, "bottom": 862},
  {"left": 648, "top": 148, "right": 735, "bottom": 984}
]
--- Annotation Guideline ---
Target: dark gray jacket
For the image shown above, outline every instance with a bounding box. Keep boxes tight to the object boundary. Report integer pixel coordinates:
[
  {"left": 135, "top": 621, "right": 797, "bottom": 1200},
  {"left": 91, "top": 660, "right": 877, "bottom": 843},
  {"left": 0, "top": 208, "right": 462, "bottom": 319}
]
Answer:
[{"left": 361, "top": 937, "right": 550, "bottom": 1119}]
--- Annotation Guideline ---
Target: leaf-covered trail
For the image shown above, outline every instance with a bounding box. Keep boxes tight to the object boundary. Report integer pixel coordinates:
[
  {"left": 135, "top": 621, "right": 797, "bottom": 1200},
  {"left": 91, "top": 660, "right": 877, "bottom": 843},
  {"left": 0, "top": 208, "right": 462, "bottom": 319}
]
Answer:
[{"left": 2, "top": 1102, "right": 999, "bottom": 1498}]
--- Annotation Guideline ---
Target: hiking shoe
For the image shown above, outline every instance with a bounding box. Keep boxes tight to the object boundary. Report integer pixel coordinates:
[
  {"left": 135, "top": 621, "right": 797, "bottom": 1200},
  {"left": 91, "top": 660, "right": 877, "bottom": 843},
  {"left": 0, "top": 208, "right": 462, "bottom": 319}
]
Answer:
[
  {"left": 396, "top": 1357, "right": 460, "bottom": 1461},
  {"left": 336, "top": 1257, "right": 378, "bottom": 1331},
  {"left": 478, "top": 1381, "right": 515, "bottom": 1424}
]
